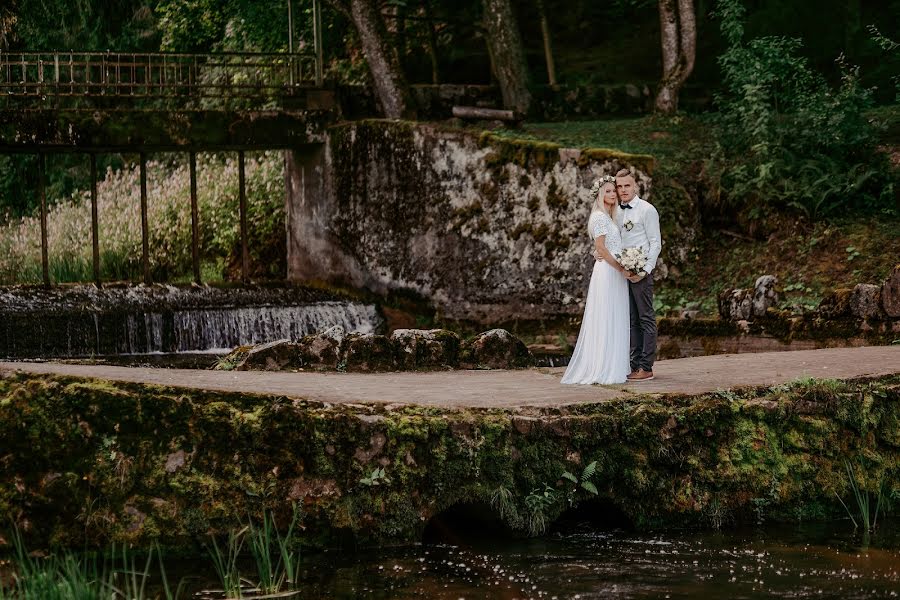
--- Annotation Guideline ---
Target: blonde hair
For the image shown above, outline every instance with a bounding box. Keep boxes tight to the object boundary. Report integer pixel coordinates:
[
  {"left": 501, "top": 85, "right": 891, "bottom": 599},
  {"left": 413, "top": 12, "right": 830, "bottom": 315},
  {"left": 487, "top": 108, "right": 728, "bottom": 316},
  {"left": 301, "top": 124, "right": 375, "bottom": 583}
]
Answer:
[{"left": 592, "top": 181, "right": 618, "bottom": 222}]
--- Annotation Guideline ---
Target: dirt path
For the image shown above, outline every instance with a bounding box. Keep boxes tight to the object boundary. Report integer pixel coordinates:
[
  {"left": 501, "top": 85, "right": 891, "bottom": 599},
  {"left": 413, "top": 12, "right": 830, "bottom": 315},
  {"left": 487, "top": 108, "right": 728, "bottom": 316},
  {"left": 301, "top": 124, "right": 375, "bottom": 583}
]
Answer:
[{"left": 1, "top": 346, "right": 898, "bottom": 409}]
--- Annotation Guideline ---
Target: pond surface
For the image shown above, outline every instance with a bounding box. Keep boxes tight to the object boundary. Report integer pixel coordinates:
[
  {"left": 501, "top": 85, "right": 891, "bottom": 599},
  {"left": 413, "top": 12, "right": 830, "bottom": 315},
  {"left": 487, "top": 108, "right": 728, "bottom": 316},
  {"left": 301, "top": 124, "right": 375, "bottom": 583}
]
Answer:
[{"left": 168, "top": 521, "right": 899, "bottom": 600}]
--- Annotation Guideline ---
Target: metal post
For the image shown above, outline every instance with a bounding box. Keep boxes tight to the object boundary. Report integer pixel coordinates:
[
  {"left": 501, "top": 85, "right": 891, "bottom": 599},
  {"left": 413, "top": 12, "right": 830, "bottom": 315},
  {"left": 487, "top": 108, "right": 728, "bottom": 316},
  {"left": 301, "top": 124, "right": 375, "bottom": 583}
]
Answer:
[
  {"left": 139, "top": 152, "right": 151, "bottom": 284},
  {"left": 90, "top": 153, "right": 100, "bottom": 287},
  {"left": 313, "top": 0, "right": 324, "bottom": 87},
  {"left": 189, "top": 151, "right": 201, "bottom": 284},
  {"left": 38, "top": 154, "right": 50, "bottom": 286},
  {"left": 238, "top": 150, "right": 249, "bottom": 283}
]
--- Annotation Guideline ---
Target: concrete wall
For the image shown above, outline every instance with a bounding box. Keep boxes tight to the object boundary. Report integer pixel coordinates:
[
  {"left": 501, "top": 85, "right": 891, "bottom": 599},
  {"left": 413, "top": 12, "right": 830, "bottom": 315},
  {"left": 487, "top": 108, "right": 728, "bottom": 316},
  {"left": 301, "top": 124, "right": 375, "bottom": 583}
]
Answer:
[{"left": 285, "top": 120, "right": 689, "bottom": 323}]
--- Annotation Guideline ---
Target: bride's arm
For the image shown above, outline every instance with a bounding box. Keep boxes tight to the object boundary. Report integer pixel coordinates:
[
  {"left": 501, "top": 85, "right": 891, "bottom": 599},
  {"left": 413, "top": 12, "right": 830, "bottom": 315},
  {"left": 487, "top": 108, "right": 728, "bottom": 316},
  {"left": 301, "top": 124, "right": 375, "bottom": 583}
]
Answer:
[{"left": 594, "top": 236, "right": 625, "bottom": 272}]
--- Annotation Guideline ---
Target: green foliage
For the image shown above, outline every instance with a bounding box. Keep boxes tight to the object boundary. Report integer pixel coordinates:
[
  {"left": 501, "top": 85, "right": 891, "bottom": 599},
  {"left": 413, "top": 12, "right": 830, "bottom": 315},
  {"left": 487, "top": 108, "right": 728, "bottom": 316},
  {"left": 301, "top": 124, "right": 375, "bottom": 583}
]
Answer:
[
  {"left": 208, "top": 526, "right": 247, "bottom": 598},
  {"left": 523, "top": 484, "right": 557, "bottom": 536},
  {"left": 711, "top": 0, "right": 892, "bottom": 221},
  {"left": 4, "top": 525, "right": 185, "bottom": 600},
  {"left": 561, "top": 460, "right": 599, "bottom": 503},
  {"left": 359, "top": 466, "right": 391, "bottom": 486},
  {"left": 835, "top": 459, "right": 888, "bottom": 532}
]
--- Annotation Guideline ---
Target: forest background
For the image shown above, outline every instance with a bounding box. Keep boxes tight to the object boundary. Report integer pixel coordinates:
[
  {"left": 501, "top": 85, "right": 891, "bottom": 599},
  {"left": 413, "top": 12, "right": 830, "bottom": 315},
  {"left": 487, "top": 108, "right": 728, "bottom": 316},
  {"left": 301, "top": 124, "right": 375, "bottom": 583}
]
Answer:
[{"left": 0, "top": 0, "right": 897, "bottom": 318}]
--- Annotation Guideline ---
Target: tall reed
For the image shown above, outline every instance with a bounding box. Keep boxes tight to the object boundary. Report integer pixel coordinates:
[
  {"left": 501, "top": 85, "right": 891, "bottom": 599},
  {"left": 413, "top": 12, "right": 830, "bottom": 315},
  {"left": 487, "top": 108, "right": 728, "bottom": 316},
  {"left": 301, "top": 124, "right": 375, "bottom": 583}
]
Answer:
[{"left": 0, "top": 151, "right": 285, "bottom": 285}]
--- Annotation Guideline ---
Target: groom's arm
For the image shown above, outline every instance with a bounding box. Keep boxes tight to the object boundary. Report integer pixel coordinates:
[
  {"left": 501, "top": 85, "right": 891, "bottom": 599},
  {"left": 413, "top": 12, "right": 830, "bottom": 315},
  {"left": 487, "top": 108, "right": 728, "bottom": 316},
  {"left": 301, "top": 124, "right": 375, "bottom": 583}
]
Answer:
[{"left": 643, "top": 205, "right": 662, "bottom": 275}]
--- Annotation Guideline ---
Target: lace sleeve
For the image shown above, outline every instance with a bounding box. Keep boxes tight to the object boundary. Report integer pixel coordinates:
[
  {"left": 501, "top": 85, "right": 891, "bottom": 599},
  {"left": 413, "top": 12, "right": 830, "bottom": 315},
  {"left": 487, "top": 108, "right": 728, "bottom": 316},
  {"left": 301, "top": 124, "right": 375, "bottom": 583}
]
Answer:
[{"left": 590, "top": 212, "right": 610, "bottom": 239}]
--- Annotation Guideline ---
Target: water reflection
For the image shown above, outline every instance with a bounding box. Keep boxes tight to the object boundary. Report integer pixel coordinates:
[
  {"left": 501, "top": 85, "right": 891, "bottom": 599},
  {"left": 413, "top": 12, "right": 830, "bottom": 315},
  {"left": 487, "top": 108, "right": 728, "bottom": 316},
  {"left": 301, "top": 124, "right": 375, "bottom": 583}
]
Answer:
[{"left": 289, "top": 522, "right": 899, "bottom": 600}]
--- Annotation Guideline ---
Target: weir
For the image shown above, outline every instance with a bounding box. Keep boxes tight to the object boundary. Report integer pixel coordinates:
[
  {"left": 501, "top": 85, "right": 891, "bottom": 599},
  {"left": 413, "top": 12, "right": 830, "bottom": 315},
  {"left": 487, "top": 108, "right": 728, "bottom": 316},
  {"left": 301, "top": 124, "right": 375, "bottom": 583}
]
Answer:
[{"left": 0, "top": 284, "right": 382, "bottom": 358}]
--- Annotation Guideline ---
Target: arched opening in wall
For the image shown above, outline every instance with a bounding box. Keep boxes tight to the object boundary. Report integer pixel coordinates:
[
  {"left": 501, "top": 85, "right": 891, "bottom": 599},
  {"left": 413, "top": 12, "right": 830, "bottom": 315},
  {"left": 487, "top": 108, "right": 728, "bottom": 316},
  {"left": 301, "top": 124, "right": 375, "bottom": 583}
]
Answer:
[
  {"left": 422, "top": 501, "right": 516, "bottom": 545},
  {"left": 550, "top": 497, "right": 634, "bottom": 534}
]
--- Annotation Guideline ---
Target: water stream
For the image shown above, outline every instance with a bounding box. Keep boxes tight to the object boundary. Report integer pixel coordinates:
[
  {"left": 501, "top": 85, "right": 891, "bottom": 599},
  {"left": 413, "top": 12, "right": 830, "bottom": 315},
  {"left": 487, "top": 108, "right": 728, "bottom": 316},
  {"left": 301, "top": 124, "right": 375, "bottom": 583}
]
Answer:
[{"left": 144, "top": 521, "right": 900, "bottom": 599}]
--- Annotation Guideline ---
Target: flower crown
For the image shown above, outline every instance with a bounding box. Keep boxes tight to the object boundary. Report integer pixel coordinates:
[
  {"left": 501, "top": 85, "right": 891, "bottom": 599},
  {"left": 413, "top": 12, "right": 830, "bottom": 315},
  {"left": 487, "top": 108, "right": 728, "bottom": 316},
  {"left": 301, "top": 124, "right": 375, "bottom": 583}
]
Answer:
[{"left": 589, "top": 175, "right": 616, "bottom": 195}]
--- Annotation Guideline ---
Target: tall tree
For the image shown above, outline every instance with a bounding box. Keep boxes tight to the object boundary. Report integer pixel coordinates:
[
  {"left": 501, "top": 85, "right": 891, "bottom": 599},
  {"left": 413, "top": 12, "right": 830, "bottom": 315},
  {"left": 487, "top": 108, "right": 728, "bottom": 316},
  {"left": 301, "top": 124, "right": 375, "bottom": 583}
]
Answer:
[
  {"left": 481, "top": 0, "right": 531, "bottom": 115},
  {"left": 326, "top": 0, "right": 417, "bottom": 119},
  {"left": 654, "top": 0, "right": 696, "bottom": 114}
]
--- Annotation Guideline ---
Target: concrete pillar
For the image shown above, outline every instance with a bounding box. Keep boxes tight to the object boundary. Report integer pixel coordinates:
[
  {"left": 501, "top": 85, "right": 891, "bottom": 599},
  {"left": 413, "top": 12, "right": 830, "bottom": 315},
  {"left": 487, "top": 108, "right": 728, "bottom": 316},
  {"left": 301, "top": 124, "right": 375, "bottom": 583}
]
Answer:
[{"left": 283, "top": 144, "right": 365, "bottom": 286}]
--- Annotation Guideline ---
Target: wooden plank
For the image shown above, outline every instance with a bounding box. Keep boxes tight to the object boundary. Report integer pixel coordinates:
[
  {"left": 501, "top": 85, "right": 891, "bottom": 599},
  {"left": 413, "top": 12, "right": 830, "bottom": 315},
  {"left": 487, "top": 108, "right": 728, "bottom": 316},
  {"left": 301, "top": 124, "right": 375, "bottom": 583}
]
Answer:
[
  {"left": 189, "top": 151, "right": 201, "bottom": 284},
  {"left": 451, "top": 106, "right": 519, "bottom": 121},
  {"left": 38, "top": 153, "right": 49, "bottom": 286},
  {"left": 139, "top": 152, "right": 150, "bottom": 284},
  {"left": 238, "top": 150, "right": 249, "bottom": 282},
  {"left": 90, "top": 153, "right": 100, "bottom": 287}
]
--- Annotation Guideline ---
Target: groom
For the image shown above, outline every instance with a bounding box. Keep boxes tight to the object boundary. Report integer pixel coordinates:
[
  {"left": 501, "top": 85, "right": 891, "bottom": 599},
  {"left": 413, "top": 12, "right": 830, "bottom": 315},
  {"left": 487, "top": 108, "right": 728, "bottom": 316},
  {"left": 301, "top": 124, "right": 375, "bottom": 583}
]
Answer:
[{"left": 615, "top": 168, "right": 662, "bottom": 382}]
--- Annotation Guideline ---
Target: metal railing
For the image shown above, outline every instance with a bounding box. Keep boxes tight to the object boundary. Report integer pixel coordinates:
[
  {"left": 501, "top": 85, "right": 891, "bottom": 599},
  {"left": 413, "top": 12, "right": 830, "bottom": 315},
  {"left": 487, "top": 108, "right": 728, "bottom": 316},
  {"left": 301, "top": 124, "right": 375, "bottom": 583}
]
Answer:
[{"left": 0, "top": 50, "right": 322, "bottom": 108}]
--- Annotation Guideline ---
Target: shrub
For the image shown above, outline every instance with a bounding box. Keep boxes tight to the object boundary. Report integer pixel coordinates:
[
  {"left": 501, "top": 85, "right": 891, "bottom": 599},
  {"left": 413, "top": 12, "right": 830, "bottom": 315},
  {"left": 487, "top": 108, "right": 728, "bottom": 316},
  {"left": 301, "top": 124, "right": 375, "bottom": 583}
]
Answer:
[{"left": 710, "top": 0, "right": 894, "bottom": 222}]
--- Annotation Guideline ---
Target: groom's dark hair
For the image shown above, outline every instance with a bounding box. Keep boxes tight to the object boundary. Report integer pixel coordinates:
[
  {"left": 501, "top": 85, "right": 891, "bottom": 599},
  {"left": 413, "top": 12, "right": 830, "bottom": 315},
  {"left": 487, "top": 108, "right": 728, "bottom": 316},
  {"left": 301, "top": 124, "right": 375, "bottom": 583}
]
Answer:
[{"left": 615, "top": 168, "right": 634, "bottom": 179}]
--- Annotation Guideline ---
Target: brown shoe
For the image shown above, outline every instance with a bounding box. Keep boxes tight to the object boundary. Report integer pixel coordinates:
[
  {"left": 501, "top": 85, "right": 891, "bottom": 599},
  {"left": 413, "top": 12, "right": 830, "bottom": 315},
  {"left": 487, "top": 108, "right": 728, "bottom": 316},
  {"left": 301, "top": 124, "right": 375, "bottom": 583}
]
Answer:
[
  {"left": 626, "top": 369, "right": 640, "bottom": 380},
  {"left": 630, "top": 369, "right": 655, "bottom": 382}
]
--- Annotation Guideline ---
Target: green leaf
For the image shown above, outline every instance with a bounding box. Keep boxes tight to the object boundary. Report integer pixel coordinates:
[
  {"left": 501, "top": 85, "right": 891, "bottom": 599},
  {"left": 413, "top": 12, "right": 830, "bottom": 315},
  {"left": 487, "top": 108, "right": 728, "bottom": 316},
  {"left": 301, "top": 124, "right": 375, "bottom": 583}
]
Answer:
[
  {"left": 581, "top": 481, "right": 599, "bottom": 495},
  {"left": 561, "top": 471, "right": 578, "bottom": 484}
]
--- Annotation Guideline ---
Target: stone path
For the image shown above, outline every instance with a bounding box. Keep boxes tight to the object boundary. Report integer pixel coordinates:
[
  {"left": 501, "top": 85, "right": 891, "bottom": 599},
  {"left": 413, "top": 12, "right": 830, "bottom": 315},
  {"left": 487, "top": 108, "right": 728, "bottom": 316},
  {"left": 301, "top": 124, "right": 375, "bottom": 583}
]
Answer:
[{"left": 1, "top": 346, "right": 898, "bottom": 409}]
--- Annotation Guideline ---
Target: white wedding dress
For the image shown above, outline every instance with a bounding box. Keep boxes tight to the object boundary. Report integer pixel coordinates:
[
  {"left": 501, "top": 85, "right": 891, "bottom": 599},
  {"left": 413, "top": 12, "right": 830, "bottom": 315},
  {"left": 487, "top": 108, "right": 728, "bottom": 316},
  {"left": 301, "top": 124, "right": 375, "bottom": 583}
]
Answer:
[{"left": 561, "top": 210, "right": 631, "bottom": 385}]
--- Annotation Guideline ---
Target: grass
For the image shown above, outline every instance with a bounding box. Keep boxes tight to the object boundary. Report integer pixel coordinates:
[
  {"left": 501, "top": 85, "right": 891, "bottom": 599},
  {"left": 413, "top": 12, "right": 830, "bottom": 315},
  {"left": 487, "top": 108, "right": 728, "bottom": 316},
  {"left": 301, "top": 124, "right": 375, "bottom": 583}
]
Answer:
[
  {"left": 2, "top": 509, "right": 302, "bottom": 599},
  {"left": 488, "top": 113, "right": 716, "bottom": 176},
  {"left": 835, "top": 460, "right": 888, "bottom": 532},
  {"left": 2, "top": 525, "right": 185, "bottom": 600}
]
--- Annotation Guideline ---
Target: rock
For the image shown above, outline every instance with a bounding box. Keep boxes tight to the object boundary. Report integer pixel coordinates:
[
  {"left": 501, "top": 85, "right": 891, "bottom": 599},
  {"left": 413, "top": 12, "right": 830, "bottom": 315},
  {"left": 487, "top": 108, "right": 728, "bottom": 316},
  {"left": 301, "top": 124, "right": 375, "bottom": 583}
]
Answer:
[
  {"left": 237, "top": 339, "right": 300, "bottom": 371},
  {"left": 298, "top": 326, "right": 345, "bottom": 369},
  {"left": 391, "top": 328, "right": 461, "bottom": 370},
  {"left": 344, "top": 333, "right": 395, "bottom": 371},
  {"left": 213, "top": 345, "right": 252, "bottom": 371},
  {"left": 164, "top": 450, "right": 187, "bottom": 474},
  {"left": 459, "top": 329, "right": 533, "bottom": 369},
  {"left": 751, "top": 275, "right": 779, "bottom": 317},
  {"left": 718, "top": 288, "right": 752, "bottom": 321},
  {"left": 817, "top": 288, "right": 853, "bottom": 319},
  {"left": 850, "top": 284, "right": 884, "bottom": 320},
  {"left": 882, "top": 264, "right": 900, "bottom": 318},
  {"left": 718, "top": 275, "right": 780, "bottom": 321}
]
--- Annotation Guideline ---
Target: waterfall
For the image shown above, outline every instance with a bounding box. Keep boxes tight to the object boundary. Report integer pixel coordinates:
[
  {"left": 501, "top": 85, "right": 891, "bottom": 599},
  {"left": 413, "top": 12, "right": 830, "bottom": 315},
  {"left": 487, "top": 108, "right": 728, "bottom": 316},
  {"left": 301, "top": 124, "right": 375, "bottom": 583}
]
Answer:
[
  {"left": 0, "top": 285, "right": 384, "bottom": 358},
  {"left": 171, "top": 302, "right": 379, "bottom": 353}
]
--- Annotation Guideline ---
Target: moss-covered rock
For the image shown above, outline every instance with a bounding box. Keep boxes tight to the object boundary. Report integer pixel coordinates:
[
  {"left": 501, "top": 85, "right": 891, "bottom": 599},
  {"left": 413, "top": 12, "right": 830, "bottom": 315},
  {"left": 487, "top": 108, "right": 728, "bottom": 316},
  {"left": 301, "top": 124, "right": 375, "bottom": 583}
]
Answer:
[
  {"left": 391, "top": 329, "right": 460, "bottom": 370},
  {"left": 459, "top": 329, "right": 533, "bottom": 369}
]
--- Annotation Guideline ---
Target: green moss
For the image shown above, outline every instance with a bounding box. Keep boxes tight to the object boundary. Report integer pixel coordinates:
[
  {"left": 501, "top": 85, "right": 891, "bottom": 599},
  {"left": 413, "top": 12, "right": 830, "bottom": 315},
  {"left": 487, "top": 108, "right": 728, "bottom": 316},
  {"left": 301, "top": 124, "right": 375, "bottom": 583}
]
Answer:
[{"left": 1, "top": 373, "right": 898, "bottom": 551}]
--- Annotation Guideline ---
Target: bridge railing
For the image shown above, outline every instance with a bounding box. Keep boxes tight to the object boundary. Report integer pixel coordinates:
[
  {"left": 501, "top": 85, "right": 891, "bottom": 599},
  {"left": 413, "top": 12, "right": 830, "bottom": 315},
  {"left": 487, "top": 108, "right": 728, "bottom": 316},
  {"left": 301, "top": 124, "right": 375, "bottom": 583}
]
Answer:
[{"left": 0, "top": 51, "right": 322, "bottom": 108}]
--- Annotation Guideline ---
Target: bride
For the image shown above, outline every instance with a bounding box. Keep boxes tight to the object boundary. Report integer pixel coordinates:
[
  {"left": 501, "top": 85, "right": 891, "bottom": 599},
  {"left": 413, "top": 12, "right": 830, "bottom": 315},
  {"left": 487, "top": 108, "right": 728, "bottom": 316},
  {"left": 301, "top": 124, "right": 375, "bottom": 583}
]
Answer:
[{"left": 561, "top": 175, "right": 631, "bottom": 385}]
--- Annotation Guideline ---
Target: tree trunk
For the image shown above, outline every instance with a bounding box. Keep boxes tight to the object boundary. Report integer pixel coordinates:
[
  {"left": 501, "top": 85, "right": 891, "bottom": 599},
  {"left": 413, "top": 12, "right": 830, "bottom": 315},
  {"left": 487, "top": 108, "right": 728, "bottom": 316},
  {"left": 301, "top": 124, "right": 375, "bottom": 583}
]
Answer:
[
  {"left": 654, "top": 0, "right": 696, "bottom": 114},
  {"left": 536, "top": 0, "right": 557, "bottom": 87},
  {"left": 326, "top": 0, "right": 417, "bottom": 119},
  {"left": 422, "top": 0, "right": 440, "bottom": 84},
  {"left": 481, "top": 0, "right": 532, "bottom": 115}
]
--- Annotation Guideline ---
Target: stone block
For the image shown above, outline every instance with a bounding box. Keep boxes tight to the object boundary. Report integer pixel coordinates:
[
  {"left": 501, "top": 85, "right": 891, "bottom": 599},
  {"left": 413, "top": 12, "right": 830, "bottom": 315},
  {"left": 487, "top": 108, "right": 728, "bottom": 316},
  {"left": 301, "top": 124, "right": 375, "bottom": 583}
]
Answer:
[
  {"left": 459, "top": 329, "right": 533, "bottom": 369},
  {"left": 238, "top": 339, "right": 300, "bottom": 371},
  {"left": 849, "top": 283, "right": 884, "bottom": 320},
  {"left": 298, "top": 325, "right": 346, "bottom": 369},
  {"left": 391, "top": 328, "right": 460, "bottom": 370},
  {"left": 344, "top": 333, "right": 395, "bottom": 372},
  {"left": 752, "top": 275, "right": 779, "bottom": 318},
  {"left": 881, "top": 264, "right": 900, "bottom": 318},
  {"left": 718, "top": 288, "right": 752, "bottom": 321}
]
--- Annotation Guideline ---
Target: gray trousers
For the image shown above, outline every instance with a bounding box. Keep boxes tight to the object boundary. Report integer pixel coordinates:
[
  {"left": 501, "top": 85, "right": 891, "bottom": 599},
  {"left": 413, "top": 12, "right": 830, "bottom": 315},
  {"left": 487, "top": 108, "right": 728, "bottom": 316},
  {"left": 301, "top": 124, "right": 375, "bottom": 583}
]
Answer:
[{"left": 628, "top": 275, "right": 657, "bottom": 371}]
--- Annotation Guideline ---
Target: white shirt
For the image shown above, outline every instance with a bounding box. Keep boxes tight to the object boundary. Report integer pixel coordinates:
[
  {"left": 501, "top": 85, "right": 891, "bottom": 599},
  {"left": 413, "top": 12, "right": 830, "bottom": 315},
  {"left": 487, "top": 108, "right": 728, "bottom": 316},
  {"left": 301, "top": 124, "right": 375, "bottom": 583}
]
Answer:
[{"left": 615, "top": 196, "right": 662, "bottom": 275}]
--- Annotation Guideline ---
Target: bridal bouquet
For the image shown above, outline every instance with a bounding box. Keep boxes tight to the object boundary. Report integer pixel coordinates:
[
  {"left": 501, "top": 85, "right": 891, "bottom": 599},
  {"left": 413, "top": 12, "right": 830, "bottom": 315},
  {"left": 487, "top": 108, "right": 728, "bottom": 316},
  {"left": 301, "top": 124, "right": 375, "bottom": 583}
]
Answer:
[{"left": 617, "top": 246, "right": 648, "bottom": 274}]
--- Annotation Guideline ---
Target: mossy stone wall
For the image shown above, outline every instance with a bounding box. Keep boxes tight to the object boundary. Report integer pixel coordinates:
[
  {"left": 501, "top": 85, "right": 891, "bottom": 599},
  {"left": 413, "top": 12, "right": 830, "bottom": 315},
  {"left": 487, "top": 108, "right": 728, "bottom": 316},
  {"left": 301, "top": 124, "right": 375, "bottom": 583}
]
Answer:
[
  {"left": 1, "top": 373, "right": 897, "bottom": 549},
  {"left": 287, "top": 119, "right": 661, "bottom": 323}
]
